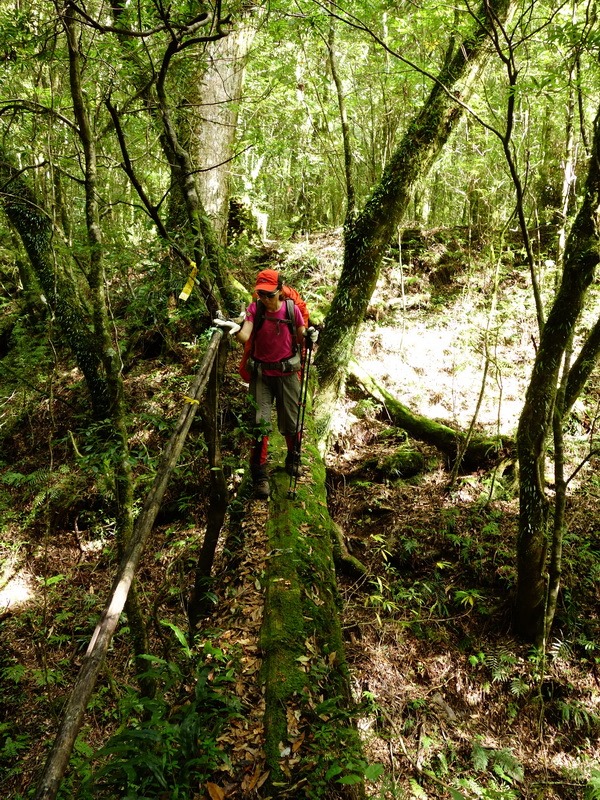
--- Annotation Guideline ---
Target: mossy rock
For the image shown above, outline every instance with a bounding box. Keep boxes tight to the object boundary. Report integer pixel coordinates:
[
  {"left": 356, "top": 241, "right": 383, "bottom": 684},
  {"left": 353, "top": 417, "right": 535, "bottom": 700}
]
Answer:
[{"left": 377, "top": 447, "right": 425, "bottom": 479}]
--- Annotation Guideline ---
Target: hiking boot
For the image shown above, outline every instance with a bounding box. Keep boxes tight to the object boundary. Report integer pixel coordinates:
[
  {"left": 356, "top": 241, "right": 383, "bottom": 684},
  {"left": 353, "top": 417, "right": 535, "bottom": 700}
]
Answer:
[
  {"left": 253, "top": 475, "right": 270, "bottom": 499},
  {"left": 285, "top": 452, "right": 303, "bottom": 478},
  {"left": 251, "top": 466, "right": 270, "bottom": 499}
]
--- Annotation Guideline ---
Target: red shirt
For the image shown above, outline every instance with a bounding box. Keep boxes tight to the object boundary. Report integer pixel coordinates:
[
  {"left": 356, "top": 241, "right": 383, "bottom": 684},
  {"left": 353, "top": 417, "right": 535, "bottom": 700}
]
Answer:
[{"left": 246, "top": 300, "right": 304, "bottom": 375}]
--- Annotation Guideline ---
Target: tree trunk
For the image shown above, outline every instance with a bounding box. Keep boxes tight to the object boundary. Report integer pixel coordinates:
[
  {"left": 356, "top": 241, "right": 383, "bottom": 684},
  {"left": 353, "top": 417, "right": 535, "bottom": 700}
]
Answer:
[
  {"left": 258, "top": 433, "right": 364, "bottom": 799},
  {"left": 190, "top": 14, "right": 259, "bottom": 243},
  {"left": 109, "top": 2, "right": 238, "bottom": 315},
  {"left": 188, "top": 337, "right": 231, "bottom": 630},
  {"left": 327, "top": 10, "right": 355, "bottom": 219},
  {"left": 515, "top": 105, "right": 600, "bottom": 643},
  {"left": 315, "top": 0, "right": 513, "bottom": 440},
  {"left": 0, "top": 149, "right": 110, "bottom": 418},
  {"left": 65, "top": 1, "right": 154, "bottom": 691}
]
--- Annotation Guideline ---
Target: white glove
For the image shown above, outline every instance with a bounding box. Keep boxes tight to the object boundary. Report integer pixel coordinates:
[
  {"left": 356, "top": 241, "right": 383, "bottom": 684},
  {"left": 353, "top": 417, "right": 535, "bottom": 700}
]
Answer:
[
  {"left": 306, "top": 326, "right": 319, "bottom": 343},
  {"left": 213, "top": 318, "right": 241, "bottom": 336}
]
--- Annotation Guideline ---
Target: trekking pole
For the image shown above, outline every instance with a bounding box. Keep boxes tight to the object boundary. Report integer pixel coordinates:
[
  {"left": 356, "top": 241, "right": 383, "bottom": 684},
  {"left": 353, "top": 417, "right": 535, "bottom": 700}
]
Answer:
[{"left": 287, "top": 338, "right": 313, "bottom": 500}]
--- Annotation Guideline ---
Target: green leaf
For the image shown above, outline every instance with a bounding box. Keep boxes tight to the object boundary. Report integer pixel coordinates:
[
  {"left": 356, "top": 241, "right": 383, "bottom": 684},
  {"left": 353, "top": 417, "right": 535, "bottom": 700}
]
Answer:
[
  {"left": 160, "top": 621, "right": 192, "bottom": 657},
  {"left": 364, "top": 763, "right": 385, "bottom": 781},
  {"left": 409, "top": 778, "right": 428, "bottom": 799},
  {"left": 325, "top": 764, "right": 344, "bottom": 780},
  {"left": 41, "top": 574, "right": 65, "bottom": 587},
  {"left": 338, "top": 773, "right": 362, "bottom": 785}
]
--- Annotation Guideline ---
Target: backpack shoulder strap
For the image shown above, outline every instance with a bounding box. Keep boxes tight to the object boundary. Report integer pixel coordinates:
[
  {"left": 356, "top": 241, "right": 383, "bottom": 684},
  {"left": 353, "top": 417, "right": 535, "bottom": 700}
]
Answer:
[
  {"left": 285, "top": 298, "right": 298, "bottom": 355},
  {"left": 283, "top": 285, "right": 309, "bottom": 326},
  {"left": 255, "top": 299, "right": 266, "bottom": 324},
  {"left": 285, "top": 298, "right": 295, "bottom": 324},
  {"left": 249, "top": 299, "right": 266, "bottom": 357}
]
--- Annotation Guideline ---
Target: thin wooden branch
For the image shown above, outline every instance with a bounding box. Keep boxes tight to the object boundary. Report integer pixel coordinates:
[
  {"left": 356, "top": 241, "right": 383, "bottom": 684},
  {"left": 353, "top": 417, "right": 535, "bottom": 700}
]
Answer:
[{"left": 33, "top": 329, "right": 223, "bottom": 800}]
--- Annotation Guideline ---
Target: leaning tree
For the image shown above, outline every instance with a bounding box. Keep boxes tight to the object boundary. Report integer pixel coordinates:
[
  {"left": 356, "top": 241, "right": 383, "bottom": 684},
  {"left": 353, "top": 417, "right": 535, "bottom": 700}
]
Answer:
[{"left": 314, "top": 0, "right": 514, "bottom": 441}]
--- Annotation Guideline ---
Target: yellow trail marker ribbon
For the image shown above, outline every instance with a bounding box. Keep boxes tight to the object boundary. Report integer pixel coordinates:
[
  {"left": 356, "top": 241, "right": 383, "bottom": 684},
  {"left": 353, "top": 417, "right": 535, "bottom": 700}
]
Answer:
[{"left": 179, "top": 264, "right": 198, "bottom": 301}]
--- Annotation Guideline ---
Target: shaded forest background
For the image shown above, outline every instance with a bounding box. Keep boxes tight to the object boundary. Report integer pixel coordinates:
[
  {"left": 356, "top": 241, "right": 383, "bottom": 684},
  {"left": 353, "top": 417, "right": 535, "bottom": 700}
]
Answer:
[{"left": 1, "top": 1, "right": 600, "bottom": 799}]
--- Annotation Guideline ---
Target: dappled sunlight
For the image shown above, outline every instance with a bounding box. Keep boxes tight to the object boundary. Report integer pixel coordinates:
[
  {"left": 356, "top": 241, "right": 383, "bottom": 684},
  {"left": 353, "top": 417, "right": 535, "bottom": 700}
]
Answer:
[{"left": 355, "top": 293, "right": 536, "bottom": 437}]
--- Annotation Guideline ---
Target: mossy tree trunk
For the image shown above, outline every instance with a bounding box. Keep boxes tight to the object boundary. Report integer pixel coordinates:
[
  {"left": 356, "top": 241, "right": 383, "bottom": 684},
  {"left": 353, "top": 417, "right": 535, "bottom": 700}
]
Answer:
[
  {"left": 0, "top": 149, "right": 111, "bottom": 419},
  {"left": 350, "top": 363, "right": 510, "bottom": 470},
  {"left": 259, "top": 422, "right": 364, "bottom": 799},
  {"left": 314, "top": 0, "right": 513, "bottom": 440},
  {"left": 515, "top": 105, "right": 600, "bottom": 644}
]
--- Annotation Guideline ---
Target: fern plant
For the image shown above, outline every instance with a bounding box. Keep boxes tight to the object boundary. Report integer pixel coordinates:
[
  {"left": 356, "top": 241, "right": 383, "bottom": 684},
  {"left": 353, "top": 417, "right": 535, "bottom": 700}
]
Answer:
[
  {"left": 485, "top": 647, "right": 519, "bottom": 683},
  {"left": 470, "top": 740, "right": 524, "bottom": 786},
  {"left": 556, "top": 699, "right": 600, "bottom": 732},
  {"left": 1, "top": 464, "right": 84, "bottom": 529}
]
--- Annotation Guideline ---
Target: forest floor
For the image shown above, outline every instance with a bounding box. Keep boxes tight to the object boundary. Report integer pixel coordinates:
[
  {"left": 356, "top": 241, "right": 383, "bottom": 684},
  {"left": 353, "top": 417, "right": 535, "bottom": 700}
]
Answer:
[
  {"left": 302, "top": 228, "right": 600, "bottom": 799},
  {"left": 2, "top": 228, "right": 600, "bottom": 799}
]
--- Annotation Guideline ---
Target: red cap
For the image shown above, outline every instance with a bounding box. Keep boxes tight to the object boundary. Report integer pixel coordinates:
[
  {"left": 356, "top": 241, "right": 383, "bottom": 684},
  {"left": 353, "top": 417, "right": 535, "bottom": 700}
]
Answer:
[{"left": 255, "top": 269, "right": 280, "bottom": 293}]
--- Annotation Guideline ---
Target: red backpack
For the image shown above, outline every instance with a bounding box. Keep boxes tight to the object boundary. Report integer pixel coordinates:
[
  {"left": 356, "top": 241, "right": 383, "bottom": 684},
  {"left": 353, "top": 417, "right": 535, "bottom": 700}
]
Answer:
[{"left": 239, "top": 286, "right": 309, "bottom": 382}]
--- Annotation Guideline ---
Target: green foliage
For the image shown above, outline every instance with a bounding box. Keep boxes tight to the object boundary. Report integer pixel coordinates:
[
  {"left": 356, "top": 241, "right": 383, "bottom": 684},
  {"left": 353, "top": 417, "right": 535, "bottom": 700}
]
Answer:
[
  {"left": 555, "top": 699, "right": 600, "bottom": 733},
  {"left": 299, "top": 703, "right": 382, "bottom": 797},
  {"left": 1, "top": 464, "right": 83, "bottom": 529},
  {"left": 485, "top": 647, "right": 519, "bottom": 683},
  {"left": 470, "top": 742, "right": 524, "bottom": 785},
  {"left": 1, "top": 3, "right": 600, "bottom": 798},
  {"left": 455, "top": 774, "right": 520, "bottom": 800},
  {"left": 585, "top": 769, "right": 600, "bottom": 800},
  {"left": 454, "top": 588, "right": 486, "bottom": 609},
  {"left": 0, "top": 720, "right": 31, "bottom": 784},
  {"left": 76, "top": 643, "right": 242, "bottom": 799},
  {"left": 353, "top": 397, "right": 382, "bottom": 420}
]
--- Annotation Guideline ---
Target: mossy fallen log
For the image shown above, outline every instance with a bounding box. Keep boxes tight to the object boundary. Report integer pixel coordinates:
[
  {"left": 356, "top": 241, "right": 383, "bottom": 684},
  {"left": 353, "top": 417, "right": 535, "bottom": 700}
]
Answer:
[
  {"left": 259, "top": 428, "right": 366, "bottom": 797},
  {"left": 350, "top": 361, "right": 513, "bottom": 471}
]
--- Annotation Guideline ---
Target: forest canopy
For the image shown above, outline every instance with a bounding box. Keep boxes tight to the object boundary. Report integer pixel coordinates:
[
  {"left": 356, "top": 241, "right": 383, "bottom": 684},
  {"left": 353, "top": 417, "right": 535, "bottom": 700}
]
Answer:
[{"left": 1, "top": 1, "right": 600, "bottom": 799}]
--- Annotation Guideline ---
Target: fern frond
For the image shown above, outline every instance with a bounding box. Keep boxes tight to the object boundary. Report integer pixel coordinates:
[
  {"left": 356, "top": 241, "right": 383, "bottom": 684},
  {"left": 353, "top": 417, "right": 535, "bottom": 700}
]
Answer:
[
  {"left": 471, "top": 741, "right": 489, "bottom": 771},
  {"left": 492, "top": 748, "right": 524, "bottom": 783}
]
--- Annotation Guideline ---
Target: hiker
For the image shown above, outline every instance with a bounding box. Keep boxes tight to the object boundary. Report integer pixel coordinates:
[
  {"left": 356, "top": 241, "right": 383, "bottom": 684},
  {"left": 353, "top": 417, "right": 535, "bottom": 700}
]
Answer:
[{"left": 214, "top": 269, "right": 317, "bottom": 499}]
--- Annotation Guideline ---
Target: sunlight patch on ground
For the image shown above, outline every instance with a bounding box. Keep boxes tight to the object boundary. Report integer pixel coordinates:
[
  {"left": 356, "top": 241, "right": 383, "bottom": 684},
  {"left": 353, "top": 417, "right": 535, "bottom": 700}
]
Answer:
[
  {"left": 355, "top": 303, "right": 533, "bottom": 436},
  {"left": 0, "top": 569, "right": 35, "bottom": 612}
]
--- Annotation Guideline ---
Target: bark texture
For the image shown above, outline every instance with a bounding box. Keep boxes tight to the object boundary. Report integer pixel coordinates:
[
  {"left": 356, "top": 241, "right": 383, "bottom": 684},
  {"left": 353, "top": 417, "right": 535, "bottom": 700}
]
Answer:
[
  {"left": 191, "top": 15, "right": 258, "bottom": 242},
  {"left": 259, "top": 431, "right": 364, "bottom": 799}
]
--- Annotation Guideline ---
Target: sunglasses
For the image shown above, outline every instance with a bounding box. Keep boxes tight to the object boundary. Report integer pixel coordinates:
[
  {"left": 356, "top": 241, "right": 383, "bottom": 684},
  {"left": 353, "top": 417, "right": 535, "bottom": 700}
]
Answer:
[{"left": 257, "top": 289, "right": 278, "bottom": 298}]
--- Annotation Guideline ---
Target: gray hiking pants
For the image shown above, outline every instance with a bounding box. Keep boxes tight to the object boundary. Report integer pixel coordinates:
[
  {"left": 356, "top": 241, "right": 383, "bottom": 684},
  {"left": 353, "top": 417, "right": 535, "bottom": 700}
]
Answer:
[{"left": 250, "top": 369, "right": 300, "bottom": 436}]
